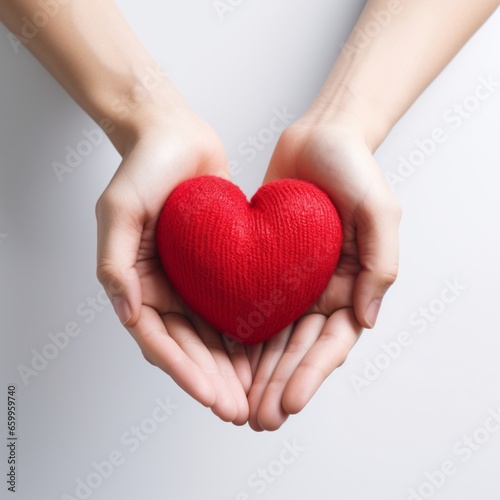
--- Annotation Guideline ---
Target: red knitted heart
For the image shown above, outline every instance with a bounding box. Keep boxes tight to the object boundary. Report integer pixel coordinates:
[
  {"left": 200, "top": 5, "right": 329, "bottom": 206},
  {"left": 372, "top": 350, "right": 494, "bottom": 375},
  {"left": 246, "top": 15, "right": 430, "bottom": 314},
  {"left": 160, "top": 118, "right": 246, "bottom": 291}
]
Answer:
[{"left": 156, "top": 176, "right": 342, "bottom": 345}]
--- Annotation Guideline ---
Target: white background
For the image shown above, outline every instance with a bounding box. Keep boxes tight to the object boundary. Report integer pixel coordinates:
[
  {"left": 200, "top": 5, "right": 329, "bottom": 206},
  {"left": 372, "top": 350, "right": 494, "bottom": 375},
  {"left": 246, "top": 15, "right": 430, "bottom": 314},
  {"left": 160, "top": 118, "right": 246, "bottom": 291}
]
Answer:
[{"left": 1, "top": 1, "right": 499, "bottom": 499}]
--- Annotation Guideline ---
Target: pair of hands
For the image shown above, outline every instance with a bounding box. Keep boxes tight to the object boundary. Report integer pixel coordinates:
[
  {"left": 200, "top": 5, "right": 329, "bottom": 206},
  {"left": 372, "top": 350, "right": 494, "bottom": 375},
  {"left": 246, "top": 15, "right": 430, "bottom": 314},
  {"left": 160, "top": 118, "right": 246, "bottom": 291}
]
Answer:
[{"left": 95, "top": 104, "right": 401, "bottom": 431}]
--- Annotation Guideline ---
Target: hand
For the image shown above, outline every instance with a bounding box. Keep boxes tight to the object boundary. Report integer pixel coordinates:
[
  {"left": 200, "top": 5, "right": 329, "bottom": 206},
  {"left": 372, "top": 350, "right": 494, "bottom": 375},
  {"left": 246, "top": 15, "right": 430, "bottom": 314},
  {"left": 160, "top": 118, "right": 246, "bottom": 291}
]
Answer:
[
  {"left": 247, "top": 120, "right": 401, "bottom": 431},
  {"left": 95, "top": 104, "right": 252, "bottom": 425}
]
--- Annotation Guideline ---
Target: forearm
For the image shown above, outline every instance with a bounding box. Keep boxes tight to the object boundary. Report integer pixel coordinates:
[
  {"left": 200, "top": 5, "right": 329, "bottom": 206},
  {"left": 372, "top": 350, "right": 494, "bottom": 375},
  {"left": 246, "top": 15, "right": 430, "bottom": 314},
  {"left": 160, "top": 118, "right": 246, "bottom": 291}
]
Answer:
[
  {"left": 0, "top": 0, "right": 181, "bottom": 155},
  {"left": 307, "top": 0, "right": 499, "bottom": 151}
]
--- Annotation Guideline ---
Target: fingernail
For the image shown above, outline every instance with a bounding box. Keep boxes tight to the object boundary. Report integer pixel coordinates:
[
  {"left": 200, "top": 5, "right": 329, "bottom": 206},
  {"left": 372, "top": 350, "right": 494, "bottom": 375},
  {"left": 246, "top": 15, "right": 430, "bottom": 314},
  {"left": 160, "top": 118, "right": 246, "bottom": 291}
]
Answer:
[
  {"left": 365, "top": 299, "right": 382, "bottom": 328},
  {"left": 112, "top": 297, "right": 131, "bottom": 325}
]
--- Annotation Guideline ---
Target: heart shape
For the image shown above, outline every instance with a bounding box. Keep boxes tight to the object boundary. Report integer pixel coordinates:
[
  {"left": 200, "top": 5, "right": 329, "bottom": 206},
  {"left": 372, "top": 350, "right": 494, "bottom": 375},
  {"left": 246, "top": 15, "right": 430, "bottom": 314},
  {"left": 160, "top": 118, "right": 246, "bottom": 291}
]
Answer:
[{"left": 156, "top": 176, "right": 342, "bottom": 345}]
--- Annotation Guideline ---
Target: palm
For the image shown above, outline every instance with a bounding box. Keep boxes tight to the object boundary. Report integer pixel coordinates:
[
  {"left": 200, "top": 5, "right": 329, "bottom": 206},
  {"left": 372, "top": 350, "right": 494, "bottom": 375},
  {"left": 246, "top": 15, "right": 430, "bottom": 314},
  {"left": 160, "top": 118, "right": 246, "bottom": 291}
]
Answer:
[
  {"left": 97, "top": 118, "right": 252, "bottom": 425},
  {"left": 284, "top": 127, "right": 369, "bottom": 318},
  {"left": 246, "top": 123, "right": 400, "bottom": 431}
]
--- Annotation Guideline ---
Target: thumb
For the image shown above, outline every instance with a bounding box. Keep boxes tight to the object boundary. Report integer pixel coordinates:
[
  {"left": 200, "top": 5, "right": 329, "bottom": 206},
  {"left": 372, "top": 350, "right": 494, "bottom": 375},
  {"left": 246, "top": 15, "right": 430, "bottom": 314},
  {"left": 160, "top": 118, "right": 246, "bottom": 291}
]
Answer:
[
  {"left": 95, "top": 190, "right": 142, "bottom": 326},
  {"left": 353, "top": 186, "right": 401, "bottom": 328}
]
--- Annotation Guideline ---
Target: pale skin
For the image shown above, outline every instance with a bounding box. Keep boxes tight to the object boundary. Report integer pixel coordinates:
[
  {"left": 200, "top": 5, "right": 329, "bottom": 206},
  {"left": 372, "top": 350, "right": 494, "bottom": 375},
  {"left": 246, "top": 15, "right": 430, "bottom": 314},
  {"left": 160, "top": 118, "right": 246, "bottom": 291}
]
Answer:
[{"left": 1, "top": 0, "right": 497, "bottom": 431}]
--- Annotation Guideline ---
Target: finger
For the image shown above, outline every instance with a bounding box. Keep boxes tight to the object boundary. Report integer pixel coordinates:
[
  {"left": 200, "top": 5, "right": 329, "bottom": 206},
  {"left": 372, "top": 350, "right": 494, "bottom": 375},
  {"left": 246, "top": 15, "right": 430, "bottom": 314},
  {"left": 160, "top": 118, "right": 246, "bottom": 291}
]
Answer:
[
  {"left": 128, "top": 306, "right": 216, "bottom": 408},
  {"left": 256, "top": 314, "right": 326, "bottom": 431},
  {"left": 282, "top": 308, "right": 361, "bottom": 415},
  {"left": 247, "top": 327, "right": 293, "bottom": 432},
  {"left": 353, "top": 180, "right": 401, "bottom": 328},
  {"left": 310, "top": 253, "right": 359, "bottom": 316},
  {"left": 96, "top": 185, "right": 143, "bottom": 326},
  {"left": 221, "top": 336, "right": 253, "bottom": 395},
  {"left": 166, "top": 315, "right": 239, "bottom": 423},
  {"left": 191, "top": 319, "right": 249, "bottom": 425},
  {"left": 136, "top": 259, "right": 185, "bottom": 315},
  {"left": 246, "top": 342, "right": 265, "bottom": 380}
]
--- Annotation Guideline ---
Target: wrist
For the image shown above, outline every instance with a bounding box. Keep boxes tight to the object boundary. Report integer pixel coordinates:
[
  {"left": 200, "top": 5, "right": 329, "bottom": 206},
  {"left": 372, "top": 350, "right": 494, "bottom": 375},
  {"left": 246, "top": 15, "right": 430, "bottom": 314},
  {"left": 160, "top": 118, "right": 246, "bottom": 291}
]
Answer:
[
  {"left": 88, "top": 65, "right": 188, "bottom": 156},
  {"left": 302, "top": 83, "right": 391, "bottom": 154}
]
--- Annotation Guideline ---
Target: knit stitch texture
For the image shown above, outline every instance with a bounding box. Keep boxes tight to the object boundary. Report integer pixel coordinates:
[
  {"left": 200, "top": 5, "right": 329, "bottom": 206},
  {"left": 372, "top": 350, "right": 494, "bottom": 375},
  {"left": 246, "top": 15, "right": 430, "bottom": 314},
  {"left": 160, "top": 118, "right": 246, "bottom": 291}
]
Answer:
[{"left": 156, "top": 176, "right": 343, "bottom": 345}]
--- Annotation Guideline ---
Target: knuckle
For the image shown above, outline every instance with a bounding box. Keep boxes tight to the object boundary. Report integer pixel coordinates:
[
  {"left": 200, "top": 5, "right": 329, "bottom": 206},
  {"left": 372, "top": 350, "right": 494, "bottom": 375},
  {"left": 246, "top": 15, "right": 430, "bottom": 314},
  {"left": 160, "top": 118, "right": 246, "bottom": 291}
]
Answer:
[
  {"left": 96, "top": 263, "right": 123, "bottom": 295},
  {"left": 141, "top": 350, "right": 156, "bottom": 367},
  {"left": 335, "top": 353, "right": 348, "bottom": 369},
  {"left": 284, "top": 338, "right": 308, "bottom": 356},
  {"left": 95, "top": 187, "right": 133, "bottom": 221},
  {"left": 377, "top": 265, "right": 399, "bottom": 288}
]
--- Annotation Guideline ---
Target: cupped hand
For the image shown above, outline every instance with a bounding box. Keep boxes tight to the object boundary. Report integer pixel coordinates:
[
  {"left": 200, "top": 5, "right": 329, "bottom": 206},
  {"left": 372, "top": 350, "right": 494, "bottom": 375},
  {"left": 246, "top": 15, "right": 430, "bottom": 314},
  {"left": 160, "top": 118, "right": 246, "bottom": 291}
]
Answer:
[
  {"left": 95, "top": 104, "right": 252, "bottom": 425},
  {"left": 247, "top": 120, "right": 401, "bottom": 431}
]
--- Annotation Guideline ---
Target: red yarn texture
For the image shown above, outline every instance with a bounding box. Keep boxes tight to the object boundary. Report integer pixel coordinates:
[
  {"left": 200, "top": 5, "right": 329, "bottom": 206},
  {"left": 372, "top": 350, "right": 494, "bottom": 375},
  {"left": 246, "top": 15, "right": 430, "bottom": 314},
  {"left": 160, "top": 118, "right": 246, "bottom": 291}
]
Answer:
[{"left": 156, "top": 176, "right": 343, "bottom": 345}]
